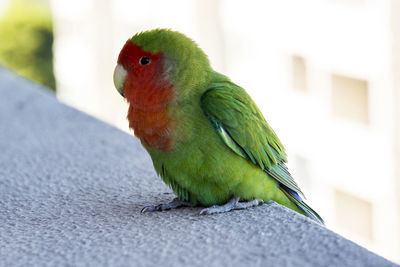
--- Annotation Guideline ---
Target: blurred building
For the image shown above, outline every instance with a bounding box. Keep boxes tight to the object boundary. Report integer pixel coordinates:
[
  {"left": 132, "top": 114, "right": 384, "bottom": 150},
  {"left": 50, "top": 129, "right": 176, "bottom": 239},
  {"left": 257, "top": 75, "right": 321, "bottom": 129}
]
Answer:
[{"left": 50, "top": 0, "right": 400, "bottom": 262}]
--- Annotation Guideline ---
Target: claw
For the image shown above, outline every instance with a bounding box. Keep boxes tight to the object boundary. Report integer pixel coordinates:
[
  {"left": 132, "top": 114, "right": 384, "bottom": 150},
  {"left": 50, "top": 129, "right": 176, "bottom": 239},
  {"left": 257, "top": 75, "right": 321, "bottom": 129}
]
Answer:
[
  {"left": 141, "top": 207, "right": 149, "bottom": 213},
  {"left": 141, "top": 198, "right": 194, "bottom": 214},
  {"left": 141, "top": 205, "right": 160, "bottom": 213},
  {"left": 199, "top": 207, "right": 210, "bottom": 215}
]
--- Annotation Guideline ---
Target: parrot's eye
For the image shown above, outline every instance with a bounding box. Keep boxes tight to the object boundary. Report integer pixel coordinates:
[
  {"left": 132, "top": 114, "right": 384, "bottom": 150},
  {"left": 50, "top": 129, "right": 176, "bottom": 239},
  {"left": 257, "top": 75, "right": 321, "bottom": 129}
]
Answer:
[{"left": 139, "top": 57, "right": 151, "bottom": 66}]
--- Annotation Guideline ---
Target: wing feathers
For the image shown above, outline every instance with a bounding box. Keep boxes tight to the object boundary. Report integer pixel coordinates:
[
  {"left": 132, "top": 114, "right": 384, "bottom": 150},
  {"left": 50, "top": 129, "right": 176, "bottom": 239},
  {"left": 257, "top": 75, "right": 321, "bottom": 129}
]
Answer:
[{"left": 201, "top": 81, "right": 303, "bottom": 196}]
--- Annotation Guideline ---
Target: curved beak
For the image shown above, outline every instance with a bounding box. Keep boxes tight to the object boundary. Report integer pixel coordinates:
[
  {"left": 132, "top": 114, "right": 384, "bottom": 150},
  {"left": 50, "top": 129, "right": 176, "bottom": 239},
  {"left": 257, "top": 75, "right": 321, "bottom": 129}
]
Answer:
[{"left": 113, "top": 64, "right": 127, "bottom": 97}]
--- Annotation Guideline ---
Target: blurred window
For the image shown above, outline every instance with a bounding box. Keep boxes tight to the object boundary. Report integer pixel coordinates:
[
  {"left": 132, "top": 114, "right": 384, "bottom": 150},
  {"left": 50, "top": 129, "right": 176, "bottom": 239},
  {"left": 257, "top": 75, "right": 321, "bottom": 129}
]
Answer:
[
  {"left": 292, "top": 56, "right": 307, "bottom": 92},
  {"left": 335, "top": 189, "right": 373, "bottom": 241},
  {"left": 331, "top": 74, "right": 369, "bottom": 124}
]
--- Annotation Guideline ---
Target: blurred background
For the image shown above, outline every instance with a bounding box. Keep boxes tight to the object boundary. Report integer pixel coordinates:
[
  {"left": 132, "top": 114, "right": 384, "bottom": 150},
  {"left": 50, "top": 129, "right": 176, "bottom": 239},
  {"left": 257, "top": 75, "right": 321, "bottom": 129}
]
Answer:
[{"left": 0, "top": 0, "right": 399, "bottom": 262}]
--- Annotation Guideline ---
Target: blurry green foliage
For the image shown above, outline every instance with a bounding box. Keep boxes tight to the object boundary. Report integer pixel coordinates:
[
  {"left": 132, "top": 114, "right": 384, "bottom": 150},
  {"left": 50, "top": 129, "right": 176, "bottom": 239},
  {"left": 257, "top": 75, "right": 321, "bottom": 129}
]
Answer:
[{"left": 0, "top": 1, "right": 56, "bottom": 90}]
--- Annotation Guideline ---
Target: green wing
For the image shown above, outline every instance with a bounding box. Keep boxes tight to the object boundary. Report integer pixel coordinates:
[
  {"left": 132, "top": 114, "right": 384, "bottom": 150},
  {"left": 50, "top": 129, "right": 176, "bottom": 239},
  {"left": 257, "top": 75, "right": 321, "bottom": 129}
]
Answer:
[{"left": 200, "top": 79, "right": 304, "bottom": 197}]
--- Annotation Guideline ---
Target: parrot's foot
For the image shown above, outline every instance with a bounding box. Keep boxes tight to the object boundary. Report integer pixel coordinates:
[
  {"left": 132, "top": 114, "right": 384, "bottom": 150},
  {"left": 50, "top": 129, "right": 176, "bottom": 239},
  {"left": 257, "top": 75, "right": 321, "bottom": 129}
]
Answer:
[
  {"left": 141, "top": 198, "right": 194, "bottom": 213},
  {"left": 199, "top": 197, "right": 264, "bottom": 215}
]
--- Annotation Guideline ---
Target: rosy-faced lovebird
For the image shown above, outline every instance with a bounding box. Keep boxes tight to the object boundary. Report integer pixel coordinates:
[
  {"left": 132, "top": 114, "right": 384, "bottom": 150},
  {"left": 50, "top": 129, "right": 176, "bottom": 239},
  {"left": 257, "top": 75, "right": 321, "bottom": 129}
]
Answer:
[{"left": 113, "top": 29, "right": 323, "bottom": 224}]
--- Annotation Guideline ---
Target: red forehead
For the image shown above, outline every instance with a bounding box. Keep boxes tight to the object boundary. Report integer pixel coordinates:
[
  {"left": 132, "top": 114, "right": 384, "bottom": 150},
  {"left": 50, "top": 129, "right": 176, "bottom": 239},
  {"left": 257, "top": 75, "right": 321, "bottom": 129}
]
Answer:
[{"left": 117, "top": 41, "right": 162, "bottom": 67}]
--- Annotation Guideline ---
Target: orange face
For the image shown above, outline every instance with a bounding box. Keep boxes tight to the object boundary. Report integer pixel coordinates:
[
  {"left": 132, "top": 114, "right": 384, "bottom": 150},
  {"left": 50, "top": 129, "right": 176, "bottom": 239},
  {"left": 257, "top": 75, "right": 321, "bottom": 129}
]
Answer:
[{"left": 113, "top": 41, "right": 175, "bottom": 151}]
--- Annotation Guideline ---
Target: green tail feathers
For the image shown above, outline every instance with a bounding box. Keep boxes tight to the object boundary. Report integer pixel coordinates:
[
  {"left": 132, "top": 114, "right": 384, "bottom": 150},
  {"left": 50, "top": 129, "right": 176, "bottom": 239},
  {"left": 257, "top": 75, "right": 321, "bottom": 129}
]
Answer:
[{"left": 280, "top": 185, "right": 324, "bottom": 225}]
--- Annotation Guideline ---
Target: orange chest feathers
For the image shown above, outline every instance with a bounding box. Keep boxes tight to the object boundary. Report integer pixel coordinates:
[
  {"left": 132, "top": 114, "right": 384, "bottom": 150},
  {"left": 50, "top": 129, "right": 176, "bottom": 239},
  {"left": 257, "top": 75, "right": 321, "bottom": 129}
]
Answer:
[{"left": 125, "top": 77, "right": 175, "bottom": 152}]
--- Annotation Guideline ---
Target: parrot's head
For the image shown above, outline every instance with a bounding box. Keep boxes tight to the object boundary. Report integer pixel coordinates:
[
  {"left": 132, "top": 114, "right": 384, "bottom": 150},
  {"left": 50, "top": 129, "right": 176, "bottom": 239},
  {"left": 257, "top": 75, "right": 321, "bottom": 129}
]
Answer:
[{"left": 113, "top": 29, "right": 211, "bottom": 106}]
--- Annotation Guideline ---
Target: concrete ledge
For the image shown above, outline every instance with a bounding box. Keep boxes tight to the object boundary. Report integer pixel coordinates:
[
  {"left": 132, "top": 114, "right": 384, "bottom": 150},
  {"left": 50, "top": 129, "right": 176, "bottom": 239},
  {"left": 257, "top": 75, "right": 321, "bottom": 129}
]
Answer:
[{"left": 0, "top": 68, "right": 397, "bottom": 267}]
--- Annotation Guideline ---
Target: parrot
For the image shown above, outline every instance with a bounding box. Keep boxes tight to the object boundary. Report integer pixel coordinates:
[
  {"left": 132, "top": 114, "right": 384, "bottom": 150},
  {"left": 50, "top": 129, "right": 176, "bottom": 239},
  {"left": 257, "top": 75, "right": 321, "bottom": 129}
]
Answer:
[{"left": 113, "top": 29, "right": 323, "bottom": 224}]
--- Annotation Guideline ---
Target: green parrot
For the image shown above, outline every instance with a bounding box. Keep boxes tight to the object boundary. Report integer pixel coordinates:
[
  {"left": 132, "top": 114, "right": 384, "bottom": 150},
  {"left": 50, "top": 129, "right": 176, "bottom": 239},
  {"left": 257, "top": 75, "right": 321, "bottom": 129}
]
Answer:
[{"left": 113, "top": 29, "right": 323, "bottom": 224}]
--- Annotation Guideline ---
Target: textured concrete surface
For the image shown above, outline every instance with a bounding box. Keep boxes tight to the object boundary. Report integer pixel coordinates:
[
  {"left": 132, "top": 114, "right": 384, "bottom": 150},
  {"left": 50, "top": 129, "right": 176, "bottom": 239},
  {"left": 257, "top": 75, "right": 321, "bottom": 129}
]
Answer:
[{"left": 0, "top": 68, "right": 397, "bottom": 267}]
